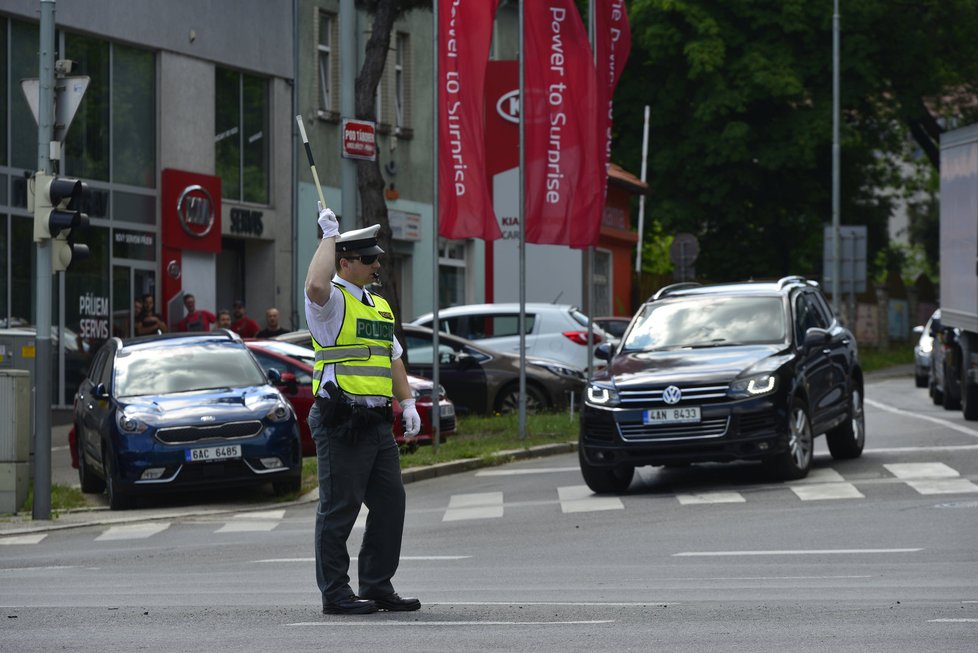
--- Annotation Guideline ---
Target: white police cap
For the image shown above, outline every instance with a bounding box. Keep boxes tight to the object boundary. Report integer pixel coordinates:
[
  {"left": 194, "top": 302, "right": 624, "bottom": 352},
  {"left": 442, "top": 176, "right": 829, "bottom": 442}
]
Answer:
[{"left": 336, "top": 224, "right": 384, "bottom": 256}]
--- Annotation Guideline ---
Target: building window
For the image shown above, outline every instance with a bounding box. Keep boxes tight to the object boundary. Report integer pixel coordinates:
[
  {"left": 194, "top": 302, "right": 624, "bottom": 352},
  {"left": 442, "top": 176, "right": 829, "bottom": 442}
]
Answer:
[
  {"left": 438, "top": 239, "right": 466, "bottom": 309},
  {"left": 215, "top": 68, "right": 269, "bottom": 204},
  {"left": 112, "top": 45, "right": 156, "bottom": 187},
  {"left": 64, "top": 34, "right": 110, "bottom": 182},
  {"left": 394, "top": 32, "right": 411, "bottom": 135},
  {"left": 317, "top": 10, "right": 337, "bottom": 118}
]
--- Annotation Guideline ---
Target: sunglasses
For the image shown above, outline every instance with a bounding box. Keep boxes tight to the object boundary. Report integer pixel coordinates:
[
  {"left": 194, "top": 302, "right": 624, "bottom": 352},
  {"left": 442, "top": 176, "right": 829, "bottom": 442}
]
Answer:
[{"left": 344, "top": 254, "right": 379, "bottom": 265}]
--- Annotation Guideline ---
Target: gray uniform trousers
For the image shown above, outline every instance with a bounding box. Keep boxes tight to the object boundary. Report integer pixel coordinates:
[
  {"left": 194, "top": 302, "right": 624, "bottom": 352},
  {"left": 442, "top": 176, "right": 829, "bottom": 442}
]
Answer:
[{"left": 309, "top": 401, "right": 406, "bottom": 605}]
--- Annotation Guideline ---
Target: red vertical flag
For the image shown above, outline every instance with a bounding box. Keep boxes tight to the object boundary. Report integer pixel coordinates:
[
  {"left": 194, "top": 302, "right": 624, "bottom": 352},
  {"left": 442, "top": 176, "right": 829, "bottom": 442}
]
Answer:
[
  {"left": 523, "top": 0, "right": 603, "bottom": 248},
  {"left": 437, "top": 0, "right": 501, "bottom": 241},
  {"left": 595, "top": 0, "right": 632, "bottom": 198}
]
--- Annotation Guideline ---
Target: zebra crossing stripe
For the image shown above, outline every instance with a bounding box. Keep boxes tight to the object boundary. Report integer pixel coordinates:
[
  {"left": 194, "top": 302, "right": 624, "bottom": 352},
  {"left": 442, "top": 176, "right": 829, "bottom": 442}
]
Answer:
[
  {"left": 443, "top": 492, "right": 504, "bottom": 522},
  {"left": 676, "top": 491, "right": 746, "bottom": 505},
  {"left": 884, "top": 462, "right": 960, "bottom": 479},
  {"left": 214, "top": 508, "right": 286, "bottom": 533},
  {"left": 558, "top": 485, "right": 625, "bottom": 512},
  {"left": 95, "top": 522, "right": 170, "bottom": 541},
  {"left": 790, "top": 483, "right": 865, "bottom": 500},
  {"left": 904, "top": 479, "right": 978, "bottom": 495},
  {"left": 0, "top": 534, "right": 47, "bottom": 545}
]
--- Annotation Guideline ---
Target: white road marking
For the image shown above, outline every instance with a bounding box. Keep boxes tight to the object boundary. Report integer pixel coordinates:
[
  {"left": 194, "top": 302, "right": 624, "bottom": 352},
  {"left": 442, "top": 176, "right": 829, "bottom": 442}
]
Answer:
[
  {"left": 676, "top": 491, "right": 746, "bottom": 505},
  {"left": 790, "top": 483, "right": 864, "bottom": 500},
  {"left": 443, "top": 492, "right": 503, "bottom": 522},
  {"left": 791, "top": 468, "right": 846, "bottom": 484},
  {"left": 673, "top": 548, "right": 922, "bottom": 557},
  {"left": 865, "top": 398, "right": 978, "bottom": 437},
  {"left": 354, "top": 504, "right": 368, "bottom": 529},
  {"left": 95, "top": 522, "right": 170, "bottom": 541},
  {"left": 252, "top": 556, "right": 471, "bottom": 563},
  {"left": 558, "top": 485, "right": 624, "bottom": 512},
  {"left": 0, "top": 565, "right": 78, "bottom": 573},
  {"left": 435, "top": 601, "right": 676, "bottom": 607},
  {"left": 0, "top": 534, "right": 47, "bottom": 545},
  {"left": 885, "top": 462, "right": 961, "bottom": 479},
  {"left": 288, "top": 620, "right": 617, "bottom": 626},
  {"left": 928, "top": 619, "right": 978, "bottom": 623},
  {"left": 906, "top": 479, "right": 978, "bottom": 495},
  {"left": 477, "top": 467, "right": 580, "bottom": 476},
  {"left": 865, "top": 444, "right": 978, "bottom": 454},
  {"left": 216, "top": 509, "right": 286, "bottom": 533}
]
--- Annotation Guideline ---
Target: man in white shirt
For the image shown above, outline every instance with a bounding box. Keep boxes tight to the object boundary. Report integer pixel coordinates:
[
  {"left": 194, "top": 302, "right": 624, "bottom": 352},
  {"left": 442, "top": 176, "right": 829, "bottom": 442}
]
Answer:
[{"left": 305, "top": 202, "right": 421, "bottom": 616}]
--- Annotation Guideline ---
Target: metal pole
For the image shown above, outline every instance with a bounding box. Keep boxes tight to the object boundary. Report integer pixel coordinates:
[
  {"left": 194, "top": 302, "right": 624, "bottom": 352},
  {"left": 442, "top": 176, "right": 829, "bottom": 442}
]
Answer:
[
  {"left": 431, "top": 0, "right": 440, "bottom": 453},
  {"left": 634, "top": 105, "right": 650, "bottom": 273},
  {"left": 831, "top": 0, "right": 841, "bottom": 312},
  {"left": 33, "top": 0, "right": 56, "bottom": 520},
  {"left": 340, "top": 0, "right": 357, "bottom": 225},
  {"left": 586, "top": 0, "right": 595, "bottom": 380},
  {"left": 518, "top": 2, "right": 526, "bottom": 440}
]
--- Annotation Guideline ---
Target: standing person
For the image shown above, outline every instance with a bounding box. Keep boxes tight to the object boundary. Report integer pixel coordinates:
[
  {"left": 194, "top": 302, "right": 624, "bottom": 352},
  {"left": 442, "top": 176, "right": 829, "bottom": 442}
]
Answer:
[
  {"left": 175, "top": 293, "right": 217, "bottom": 332},
  {"left": 305, "top": 202, "right": 421, "bottom": 616},
  {"left": 256, "top": 307, "right": 289, "bottom": 338},
  {"left": 216, "top": 309, "right": 232, "bottom": 331},
  {"left": 134, "top": 293, "right": 167, "bottom": 336},
  {"left": 230, "top": 300, "right": 260, "bottom": 338}
]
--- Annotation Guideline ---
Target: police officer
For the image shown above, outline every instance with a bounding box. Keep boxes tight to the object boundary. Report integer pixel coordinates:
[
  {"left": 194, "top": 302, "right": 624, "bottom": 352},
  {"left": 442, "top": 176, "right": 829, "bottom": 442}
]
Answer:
[{"left": 305, "top": 202, "right": 422, "bottom": 616}]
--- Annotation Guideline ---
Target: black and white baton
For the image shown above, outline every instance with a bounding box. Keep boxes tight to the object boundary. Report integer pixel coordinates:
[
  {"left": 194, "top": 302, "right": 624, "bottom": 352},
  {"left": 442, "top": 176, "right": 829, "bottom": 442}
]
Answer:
[{"left": 295, "top": 115, "right": 328, "bottom": 211}]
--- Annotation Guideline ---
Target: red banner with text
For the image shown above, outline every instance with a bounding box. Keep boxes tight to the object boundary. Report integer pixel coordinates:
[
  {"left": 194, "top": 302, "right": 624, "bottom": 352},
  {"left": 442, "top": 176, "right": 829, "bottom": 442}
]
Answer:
[
  {"left": 437, "top": 0, "right": 501, "bottom": 241},
  {"left": 523, "top": 0, "right": 603, "bottom": 248},
  {"left": 596, "top": 0, "right": 632, "bottom": 201}
]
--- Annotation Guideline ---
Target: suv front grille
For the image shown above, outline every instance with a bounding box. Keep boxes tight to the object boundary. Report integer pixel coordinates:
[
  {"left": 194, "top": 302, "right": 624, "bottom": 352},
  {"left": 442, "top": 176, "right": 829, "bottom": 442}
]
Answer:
[
  {"left": 618, "top": 384, "right": 728, "bottom": 406},
  {"left": 618, "top": 416, "right": 729, "bottom": 442},
  {"left": 155, "top": 420, "right": 264, "bottom": 444}
]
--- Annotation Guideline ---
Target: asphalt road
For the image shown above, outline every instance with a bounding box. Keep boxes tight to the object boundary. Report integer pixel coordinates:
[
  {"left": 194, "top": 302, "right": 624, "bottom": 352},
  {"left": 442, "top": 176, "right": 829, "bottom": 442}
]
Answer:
[{"left": 2, "top": 372, "right": 977, "bottom": 651}]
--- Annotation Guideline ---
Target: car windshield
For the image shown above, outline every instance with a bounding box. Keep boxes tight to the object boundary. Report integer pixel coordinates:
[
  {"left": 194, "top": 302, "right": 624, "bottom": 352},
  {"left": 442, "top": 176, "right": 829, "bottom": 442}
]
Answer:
[
  {"left": 621, "top": 296, "right": 786, "bottom": 352},
  {"left": 114, "top": 342, "right": 267, "bottom": 397}
]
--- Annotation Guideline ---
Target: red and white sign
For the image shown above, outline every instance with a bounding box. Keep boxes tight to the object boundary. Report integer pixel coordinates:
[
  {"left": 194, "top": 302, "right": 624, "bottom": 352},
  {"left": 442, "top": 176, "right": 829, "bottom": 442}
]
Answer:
[{"left": 341, "top": 118, "right": 377, "bottom": 161}]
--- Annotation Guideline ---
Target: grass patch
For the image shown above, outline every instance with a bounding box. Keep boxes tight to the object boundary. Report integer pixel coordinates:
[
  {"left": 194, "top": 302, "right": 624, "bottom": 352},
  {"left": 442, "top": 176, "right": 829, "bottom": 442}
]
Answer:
[
  {"left": 21, "top": 483, "right": 89, "bottom": 515},
  {"left": 859, "top": 345, "right": 914, "bottom": 373}
]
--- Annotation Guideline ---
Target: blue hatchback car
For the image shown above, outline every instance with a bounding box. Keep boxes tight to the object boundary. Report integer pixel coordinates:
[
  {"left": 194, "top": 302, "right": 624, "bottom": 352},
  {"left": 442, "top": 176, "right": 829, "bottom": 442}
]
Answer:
[{"left": 73, "top": 331, "right": 302, "bottom": 509}]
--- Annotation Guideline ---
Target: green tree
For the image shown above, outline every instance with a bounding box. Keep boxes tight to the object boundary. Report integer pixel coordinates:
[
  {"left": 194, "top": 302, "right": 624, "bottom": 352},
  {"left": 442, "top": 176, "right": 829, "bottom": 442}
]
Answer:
[{"left": 614, "top": 0, "right": 978, "bottom": 282}]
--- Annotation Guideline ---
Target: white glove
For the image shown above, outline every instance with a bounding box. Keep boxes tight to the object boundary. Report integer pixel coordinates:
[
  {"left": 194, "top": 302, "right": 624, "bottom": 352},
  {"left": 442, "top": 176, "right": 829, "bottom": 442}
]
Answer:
[
  {"left": 317, "top": 201, "right": 339, "bottom": 239},
  {"left": 400, "top": 398, "right": 421, "bottom": 437}
]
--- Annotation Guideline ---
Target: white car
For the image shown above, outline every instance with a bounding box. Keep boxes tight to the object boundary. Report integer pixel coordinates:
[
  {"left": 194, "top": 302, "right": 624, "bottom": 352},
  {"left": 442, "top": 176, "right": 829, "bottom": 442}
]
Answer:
[{"left": 410, "top": 303, "right": 610, "bottom": 372}]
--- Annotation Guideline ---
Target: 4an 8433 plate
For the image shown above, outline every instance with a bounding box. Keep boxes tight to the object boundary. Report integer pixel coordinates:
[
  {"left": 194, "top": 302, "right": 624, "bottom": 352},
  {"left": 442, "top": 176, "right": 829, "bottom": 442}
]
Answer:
[{"left": 644, "top": 406, "right": 701, "bottom": 425}]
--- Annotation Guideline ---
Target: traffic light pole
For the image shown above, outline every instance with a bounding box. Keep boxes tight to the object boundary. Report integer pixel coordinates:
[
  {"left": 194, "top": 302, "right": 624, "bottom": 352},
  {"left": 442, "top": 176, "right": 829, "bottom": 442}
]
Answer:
[{"left": 33, "top": 0, "right": 56, "bottom": 520}]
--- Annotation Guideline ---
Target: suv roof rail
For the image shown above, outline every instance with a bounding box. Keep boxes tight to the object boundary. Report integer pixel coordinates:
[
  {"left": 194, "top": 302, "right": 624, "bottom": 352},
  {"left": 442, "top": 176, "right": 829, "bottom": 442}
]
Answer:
[
  {"left": 650, "top": 282, "right": 701, "bottom": 301},
  {"left": 777, "top": 275, "right": 808, "bottom": 289}
]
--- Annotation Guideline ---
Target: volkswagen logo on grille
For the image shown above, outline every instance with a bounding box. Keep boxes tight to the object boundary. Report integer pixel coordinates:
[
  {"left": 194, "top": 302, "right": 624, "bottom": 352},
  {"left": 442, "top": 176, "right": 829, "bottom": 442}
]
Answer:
[{"left": 662, "top": 385, "right": 682, "bottom": 405}]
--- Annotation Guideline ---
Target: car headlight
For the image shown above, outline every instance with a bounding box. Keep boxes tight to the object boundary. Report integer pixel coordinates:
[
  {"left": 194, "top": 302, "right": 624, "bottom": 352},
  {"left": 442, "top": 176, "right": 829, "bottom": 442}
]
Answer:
[
  {"left": 728, "top": 373, "right": 778, "bottom": 398},
  {"left": 266, "top": 400, "right": 293, "bottom": 422},
  {"left": 586, "top": 384, "right": 620, "bottom": 406},
  {"left": 116, "top": 410, "right": 148, "bottom": 434}
]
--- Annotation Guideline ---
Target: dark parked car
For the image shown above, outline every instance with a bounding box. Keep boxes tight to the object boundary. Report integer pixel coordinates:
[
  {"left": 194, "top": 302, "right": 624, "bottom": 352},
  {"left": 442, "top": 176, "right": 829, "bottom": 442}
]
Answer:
[
  {"left": 245, "top": 339, "right": 456, "bottom": 451},
  {"left": 73, "top": 331, "right": 302, "bottom": 509},
  {"left": 579, "top": 277, "right": 865, "bottom": 493},
  {"left": 275, "top": 326, "right": 586, "bottom": 415}
]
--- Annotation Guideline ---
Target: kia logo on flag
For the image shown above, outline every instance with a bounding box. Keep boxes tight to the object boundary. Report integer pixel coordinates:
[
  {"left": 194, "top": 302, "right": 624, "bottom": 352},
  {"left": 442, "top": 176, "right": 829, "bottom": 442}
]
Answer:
[{"left": 496, "top": 90, "right": 520, "bottom": 124}]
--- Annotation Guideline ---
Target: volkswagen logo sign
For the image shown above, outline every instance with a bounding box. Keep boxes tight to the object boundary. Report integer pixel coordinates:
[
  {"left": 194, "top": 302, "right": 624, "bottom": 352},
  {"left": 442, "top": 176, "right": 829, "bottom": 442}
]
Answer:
[
  {"left": 662, "top": 385, "right": 682, "bottom": 405},
  {"left": 177, "top": 184, "right": 215, "bottom": 238}
]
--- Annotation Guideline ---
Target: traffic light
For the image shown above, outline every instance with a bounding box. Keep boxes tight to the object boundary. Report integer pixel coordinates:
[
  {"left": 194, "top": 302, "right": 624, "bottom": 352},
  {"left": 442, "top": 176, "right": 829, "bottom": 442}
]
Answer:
[{"left": 32, "top": 172, "right": 90, "bottom": 273}]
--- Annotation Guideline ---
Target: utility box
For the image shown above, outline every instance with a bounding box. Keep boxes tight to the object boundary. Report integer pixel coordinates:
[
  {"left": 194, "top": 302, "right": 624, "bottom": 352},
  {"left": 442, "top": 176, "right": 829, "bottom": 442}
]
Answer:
[{"left": 0, "top": 369, "right": 31, "bottom": 514}]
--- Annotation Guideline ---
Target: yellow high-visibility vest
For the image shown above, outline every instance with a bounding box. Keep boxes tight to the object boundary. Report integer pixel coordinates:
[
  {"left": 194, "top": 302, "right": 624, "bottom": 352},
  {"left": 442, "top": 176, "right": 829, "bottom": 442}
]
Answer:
[{"left": 311, "top": 284, "right": 394, "bottom": 398}]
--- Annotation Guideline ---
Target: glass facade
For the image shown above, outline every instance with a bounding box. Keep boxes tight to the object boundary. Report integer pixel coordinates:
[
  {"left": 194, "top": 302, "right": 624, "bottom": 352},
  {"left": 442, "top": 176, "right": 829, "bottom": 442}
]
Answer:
[
  {"left": 215, "top": 67, "right": 269, "bottom": 204},
  {"left": 0, "top": 17, "right": 158, "bottom": 405}
]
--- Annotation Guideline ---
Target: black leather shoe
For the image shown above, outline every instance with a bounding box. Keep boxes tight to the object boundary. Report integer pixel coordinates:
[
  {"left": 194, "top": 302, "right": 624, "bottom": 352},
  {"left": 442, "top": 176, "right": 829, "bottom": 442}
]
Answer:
[
  {"left": 368, "top": 593, "right": 421, "bottom": 612},
  {"left": 323, "top": 596, "right": 378, "bottom": 615}
]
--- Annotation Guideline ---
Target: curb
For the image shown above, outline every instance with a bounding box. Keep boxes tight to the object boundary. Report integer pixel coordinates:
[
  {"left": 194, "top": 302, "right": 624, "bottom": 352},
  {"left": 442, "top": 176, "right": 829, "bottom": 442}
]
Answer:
[{"left": 0, "top": 442, "right": 578, "bottom": 537}]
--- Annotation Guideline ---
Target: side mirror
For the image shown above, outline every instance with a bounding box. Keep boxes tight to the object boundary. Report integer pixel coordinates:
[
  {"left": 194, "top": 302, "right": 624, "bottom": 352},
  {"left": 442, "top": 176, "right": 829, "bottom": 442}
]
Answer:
[
  {"left": 93, "top": 383, "right": 109, "bottom": 399},
  {"left": 594, "top": 342, "right": 612, "bottom": 361},
  {"left": 912, "top": 325, "right": 924, "bottom": 336},
  {"left": 267, "top": 368, "right": 282, "bottom": 384},
  {"left": 803, "top": 327, "right": 831, "bottom": 348},
  {"left": 455, "top": 352, "right": 479, "bottom": 370}
]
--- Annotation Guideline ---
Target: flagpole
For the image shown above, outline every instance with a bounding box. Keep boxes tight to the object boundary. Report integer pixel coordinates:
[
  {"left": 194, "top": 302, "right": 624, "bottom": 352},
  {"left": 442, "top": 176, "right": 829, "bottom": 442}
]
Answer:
[
  {"left": 634, "top": 104, "right": 650, "bottom": 273},
  {"left": 518, "top": 0, "right": 527, "bottom": 440},
  {"left": 587, "top": 0, "right": 596, "bottom": 378},
  {"left": 432, "top": 0, "right": 441, "bottom": 453}
]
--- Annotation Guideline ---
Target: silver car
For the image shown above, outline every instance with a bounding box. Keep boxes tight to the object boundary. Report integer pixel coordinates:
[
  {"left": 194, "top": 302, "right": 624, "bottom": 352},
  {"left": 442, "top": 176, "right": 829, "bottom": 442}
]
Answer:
[{"left": 913, "top": 309, "right": 939, "bottom": 388}]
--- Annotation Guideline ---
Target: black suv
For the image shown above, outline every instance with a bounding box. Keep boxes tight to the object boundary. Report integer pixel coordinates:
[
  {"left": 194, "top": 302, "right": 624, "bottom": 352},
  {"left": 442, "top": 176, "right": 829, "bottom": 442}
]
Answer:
[{"left": 579, "top": 277, "right": 864, "bottom": 493}]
